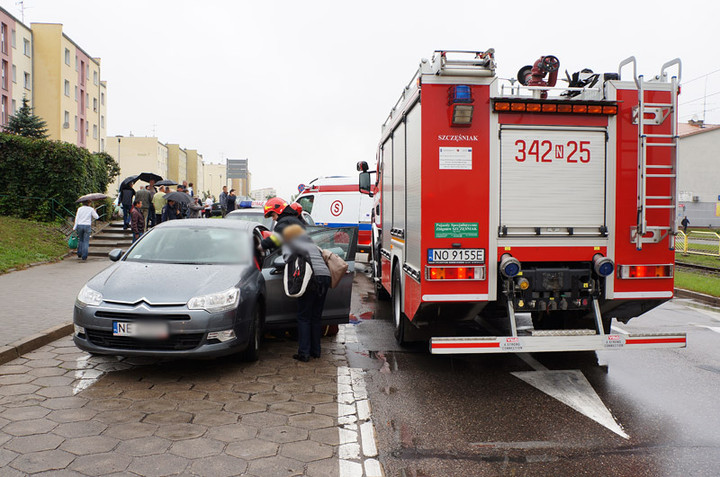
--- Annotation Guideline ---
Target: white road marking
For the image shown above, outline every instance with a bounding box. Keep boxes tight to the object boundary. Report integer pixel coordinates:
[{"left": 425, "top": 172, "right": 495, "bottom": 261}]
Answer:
[
  {"left": 691, "top": 324, "right": 720, "bottom": 334},
  {"left": 72, "top": 355, "right": 103, "bottom": 395},
  {"left": 512, "top": 369, "right": 629, "bottom": 439},
  {"left": 337, "top": 325, "right": 385, "bottom": 477}
]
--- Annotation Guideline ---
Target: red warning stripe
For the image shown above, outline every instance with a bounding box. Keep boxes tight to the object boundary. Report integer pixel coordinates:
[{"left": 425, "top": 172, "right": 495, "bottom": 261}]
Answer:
[
  {"left": 625, "top": 337, "right": 686, "bottom": 345},
  {"left": 432, "top": 342, "right": 501, "bottom": 349}
]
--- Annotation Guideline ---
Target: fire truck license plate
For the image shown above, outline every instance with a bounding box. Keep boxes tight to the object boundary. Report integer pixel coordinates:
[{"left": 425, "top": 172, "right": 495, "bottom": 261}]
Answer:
[{"left": 428, "top": 249, "right": 485, "bottom": 264}]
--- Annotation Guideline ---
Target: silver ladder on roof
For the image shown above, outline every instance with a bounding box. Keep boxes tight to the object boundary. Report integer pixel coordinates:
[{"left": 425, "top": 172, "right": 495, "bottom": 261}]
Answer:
[{"left": 619, "top": 57, "right": 682, "bottom": 250}]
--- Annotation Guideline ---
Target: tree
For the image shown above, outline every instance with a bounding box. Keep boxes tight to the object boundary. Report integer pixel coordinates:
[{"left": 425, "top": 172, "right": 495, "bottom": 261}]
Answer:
[{"left": 3, "top": 97, "right": 48, "bottom": 139}]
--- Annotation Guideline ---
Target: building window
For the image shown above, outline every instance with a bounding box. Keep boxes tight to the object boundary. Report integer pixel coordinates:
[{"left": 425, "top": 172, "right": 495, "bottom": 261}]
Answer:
[
  {"left": 100, "top": 138, "right": 104, "bottom": 152},
  {"left": 11, "top": 65, "right": 15, "bottom": 83},
  {"left": 23, "top": 72, "right": 30, "bottom": 90},
  {"left": 1, "top": 61, "right": 7, "bottom": 91},
  {"left": 80, "top": 61, "right": 85, "bottom": 84},
  {"left": 64, "top": 110, "right": 70, "bottom": 127},
  {"left": 93, "top": 71, "right": 97, "bottom": 85},
  {"left": 92, "top": 124, "right": 97, "bottom": 139},
  {"left": 64, "top": 80, "right": 70, "bottom": 96},
  {"left": 1, "top": 95, "right": 6, "bottom": 125},
  {"left": 74, "top": 115, "right": 78, "bottom": 131},
  {"left": 85, "top": 93, "right": 89, "bottom": 109},
  {"left": 65, "top": 48, "right": 71, "bottom": 65},
  {"left": 100, "top": 92, "right": 105, "bottom": 105},
  {"left": 93, "top": 97, "right": 97, "bottom": 112},
  {"left": 1, "top": 23, "right": 6, "bottom": 54},
  {"left": 12, "top": 98, "right": 16, "bottom": 113},
  {"left": 11, "top": 29, "right": 15, "bottom": 48},
  {"left": 75, "top": 86, "right": 78, "bottom": 101},
  {"left": 100, "top": 115, "right": 104, "bottom": 128},
  {"left": 23, "top": 38, "right": 30, "bottom": 57},
  {"left": 80, "top": 118, "right": 84, "bottom": 142}
]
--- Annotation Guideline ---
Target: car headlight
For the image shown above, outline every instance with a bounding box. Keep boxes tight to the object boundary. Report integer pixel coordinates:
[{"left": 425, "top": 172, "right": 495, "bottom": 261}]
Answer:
[
  {"left": 187, "top": 287, "right": 240, "bottom": 312},
  {"left": 76, "top": 285, "right": 103, "bottom": 307}
]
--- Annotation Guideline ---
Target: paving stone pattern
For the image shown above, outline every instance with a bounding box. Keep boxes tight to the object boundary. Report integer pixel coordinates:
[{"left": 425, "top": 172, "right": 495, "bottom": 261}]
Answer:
[
  {"left": 0, "top": 332, "right": 382, "bottom": 476},
  {"left": 0, "top": 258, "right": 110, "bottom": 347}
]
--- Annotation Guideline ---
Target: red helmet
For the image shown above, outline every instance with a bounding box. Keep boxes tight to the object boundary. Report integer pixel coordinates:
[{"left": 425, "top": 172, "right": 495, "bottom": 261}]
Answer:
[
  {"left": 290, "top": 202, "right": 303, "bottom": 215},
  {"left": 263, "top": 197, "right": 288, "bottom": 217}
]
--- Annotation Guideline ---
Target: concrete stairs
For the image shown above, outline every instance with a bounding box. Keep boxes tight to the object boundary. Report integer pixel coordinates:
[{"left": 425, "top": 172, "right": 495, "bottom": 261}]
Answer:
[{"left": 88, "top": 221, "right": 133, "bottom": 258}]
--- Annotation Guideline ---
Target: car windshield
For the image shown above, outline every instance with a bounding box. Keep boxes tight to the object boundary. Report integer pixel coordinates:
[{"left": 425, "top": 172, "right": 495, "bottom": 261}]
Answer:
[
  {"left": 124, "top": 227, "right": 250, "bottom": 264},
  {"left": 226, "top": 211, "right": 274, "bottom": 229}
]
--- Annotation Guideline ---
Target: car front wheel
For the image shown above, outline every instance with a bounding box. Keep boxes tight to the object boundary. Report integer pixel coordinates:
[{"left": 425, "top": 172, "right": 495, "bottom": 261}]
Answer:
[{"left": 239, "top": 305, "right": 262, "bottom": 362}]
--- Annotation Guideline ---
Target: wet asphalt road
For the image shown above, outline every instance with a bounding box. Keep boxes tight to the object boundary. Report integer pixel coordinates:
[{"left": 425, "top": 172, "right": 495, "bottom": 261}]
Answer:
[{"left": 347, "top": 272, "right": 720, "bottom": 477}]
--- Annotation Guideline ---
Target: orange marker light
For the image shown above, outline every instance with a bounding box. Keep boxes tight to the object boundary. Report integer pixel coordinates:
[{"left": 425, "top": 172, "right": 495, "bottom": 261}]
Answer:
[
  {"left": 557, "top": 104, "right": 573, "bottom": 113},
  {"left": 542, "top": 104, "right": 557, "bottom": 112},
  {"left": 587, "top": 105, "right": 603, "bottom": 114},
  {"left": 526, "top": 103, "right": 541, "bottom": 112},
  {"left": 573, "top": 104, "right": 588, "bottom": 113},
  {"left": 603, "top": 105, "right": 618, "bottom": 114},
  {"left": 494, "top": 102, "right": 510, "bottom": 111},
  {"left": 510, "top": 103, "right": 526, "bottom": 112}
]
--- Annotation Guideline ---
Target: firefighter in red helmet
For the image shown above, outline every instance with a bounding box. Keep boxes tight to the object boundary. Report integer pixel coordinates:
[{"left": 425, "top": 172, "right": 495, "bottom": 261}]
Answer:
[{"left": 259, "top": 197, "right": 305, "bottom": 251}]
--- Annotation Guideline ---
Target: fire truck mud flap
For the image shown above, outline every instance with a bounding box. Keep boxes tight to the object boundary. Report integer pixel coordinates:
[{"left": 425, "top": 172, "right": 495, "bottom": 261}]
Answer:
[{"left": 429, "top": 332, "right": 686, "bottom": 354}]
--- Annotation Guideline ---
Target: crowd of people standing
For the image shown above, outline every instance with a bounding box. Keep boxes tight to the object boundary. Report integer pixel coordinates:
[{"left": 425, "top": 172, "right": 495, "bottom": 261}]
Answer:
[{"left": 119, "top": 180, "right": 215, "bottom": 242}]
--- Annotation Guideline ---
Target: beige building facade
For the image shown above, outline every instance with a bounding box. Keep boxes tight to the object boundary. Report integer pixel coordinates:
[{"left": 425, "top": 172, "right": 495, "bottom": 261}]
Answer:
[
  {"left": 203, "top": 163, "right": 227, "bottom": 198},
  {"left": 186, "top": 149, "right": 204, "bottom": 195},
  {"left": 31, "top": 23, "right": 106, "bottom": 152},
  {"left": 166, "top": 144, "right": 188, "bottom": 184},
  {"left": 106, "top": 136, "right": 168, "bottom": 196}
]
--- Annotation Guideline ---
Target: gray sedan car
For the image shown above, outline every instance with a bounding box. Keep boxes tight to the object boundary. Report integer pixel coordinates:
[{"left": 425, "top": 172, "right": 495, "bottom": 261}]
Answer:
[{"left": 73, "top": 219, "right": 357, "bottom": 360}]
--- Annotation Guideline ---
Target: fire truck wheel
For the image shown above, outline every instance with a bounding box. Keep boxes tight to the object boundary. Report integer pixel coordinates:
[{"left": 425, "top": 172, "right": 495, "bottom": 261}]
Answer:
[{"left": 392, "top": 266, "right": 408, "bottom": 345}]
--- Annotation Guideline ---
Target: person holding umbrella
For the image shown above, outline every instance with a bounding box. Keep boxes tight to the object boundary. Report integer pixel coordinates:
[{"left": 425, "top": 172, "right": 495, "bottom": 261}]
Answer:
[
  {"left": 73, "top": 200, "right": 99, "bottom": 261},
  {"left": 152, "top": 186, "right": 167, "bottom": 225},
  {"left": 161, "top": 199, "right": 182, "bottom": 221},
  {"left": 119, "top": 178, "right": 136, "bottom": 230}
]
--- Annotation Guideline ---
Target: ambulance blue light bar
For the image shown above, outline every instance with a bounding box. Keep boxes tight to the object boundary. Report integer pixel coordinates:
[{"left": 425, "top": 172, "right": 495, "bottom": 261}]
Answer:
[{"left": 238, "top": 201, "right": 253, "bottom": 208}]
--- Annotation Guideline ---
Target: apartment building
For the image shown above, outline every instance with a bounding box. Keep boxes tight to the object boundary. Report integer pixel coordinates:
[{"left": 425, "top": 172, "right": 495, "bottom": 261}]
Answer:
[
  {"left": 203, "top": 163, "right": 227, "bottom": 198},
  {"left": 167, "top": 144, "right": 188, "bottom": 184},
  {"left": 105, "top": 136, "right": 169, "bottom": 196},
  {"left": 31, "top": 22, "right": 106, "bottom": 152},
  {"left": 186, "top": 149, "right": 204, "bottom": 195},
  {"left": 0, "top": 6, "right": 33, "bottom": 125}
]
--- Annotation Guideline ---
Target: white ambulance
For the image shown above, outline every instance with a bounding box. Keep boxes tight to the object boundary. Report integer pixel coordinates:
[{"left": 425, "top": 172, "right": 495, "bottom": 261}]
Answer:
[{"left": 296, "top": 176, "right": 373, "bottom": 254}]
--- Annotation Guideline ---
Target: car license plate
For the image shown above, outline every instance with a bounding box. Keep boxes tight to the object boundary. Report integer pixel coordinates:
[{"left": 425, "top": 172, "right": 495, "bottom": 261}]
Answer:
[
  {"left": 113, "top": 321, "right": 168, "bottom": 339},
  {"left": 428, "top": 248, "right": 485, "bottom": 264}
]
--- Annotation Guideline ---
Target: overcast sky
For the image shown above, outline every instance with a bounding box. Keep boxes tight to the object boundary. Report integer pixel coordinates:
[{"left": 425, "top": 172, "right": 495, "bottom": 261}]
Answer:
[{"left": 3, "top": 0, "right": 719, "bottom": 198}]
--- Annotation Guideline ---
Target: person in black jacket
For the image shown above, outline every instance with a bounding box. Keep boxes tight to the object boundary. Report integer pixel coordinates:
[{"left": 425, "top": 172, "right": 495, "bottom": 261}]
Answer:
[
  {"left": 119, "top": 182, "right": 136, "bottom": 230},
  {"left": 259, "top": 197, "right": 306, "bottom": 252}
]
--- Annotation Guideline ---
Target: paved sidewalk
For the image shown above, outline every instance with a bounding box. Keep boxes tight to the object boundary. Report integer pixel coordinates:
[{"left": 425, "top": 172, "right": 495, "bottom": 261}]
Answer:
[{"left": 0, "top": 258, "right": 110, "bottom": 347}]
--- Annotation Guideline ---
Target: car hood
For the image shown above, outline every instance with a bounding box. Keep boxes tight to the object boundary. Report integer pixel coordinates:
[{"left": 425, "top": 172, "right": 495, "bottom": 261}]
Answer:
[{"left": 87, "top": 261, "right": 249, "bottom": 304}]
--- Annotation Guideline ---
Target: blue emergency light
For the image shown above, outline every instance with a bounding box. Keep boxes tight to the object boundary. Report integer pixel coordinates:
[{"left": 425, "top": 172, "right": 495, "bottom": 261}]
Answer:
[
  {"left": 448, "top": 85, "right": 473, "bottom": 105},
  {"left": 238, "top": 201, "right": 253, "bottom": 208}
]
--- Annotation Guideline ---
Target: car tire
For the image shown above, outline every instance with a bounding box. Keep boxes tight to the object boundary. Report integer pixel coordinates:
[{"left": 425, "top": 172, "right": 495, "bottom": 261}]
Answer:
[
  {"left": 239, "top": 305, "right": 262, "bottom": 362},
  {"left": 392, "top": 266, "right": 408, "bottom": 346},
  {"left": 323, "top": 324, "right": 339, "bottom": 337}
]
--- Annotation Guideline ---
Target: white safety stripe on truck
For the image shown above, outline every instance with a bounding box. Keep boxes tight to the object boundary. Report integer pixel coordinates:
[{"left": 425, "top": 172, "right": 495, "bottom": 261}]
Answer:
[
  {"left": 430, "top": 333, "right": 686, "bottom": 354},
  {"left": 613, "top": 291, "right": 673, "bottom": 299},
  {"left": 422, "top": 294, "right": 489, "bottom": 302}
]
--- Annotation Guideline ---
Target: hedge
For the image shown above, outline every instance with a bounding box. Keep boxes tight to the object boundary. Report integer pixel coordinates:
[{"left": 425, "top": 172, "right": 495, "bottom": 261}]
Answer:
[{"left": 0, "top": 133, "right": 120, "bottom": 221}]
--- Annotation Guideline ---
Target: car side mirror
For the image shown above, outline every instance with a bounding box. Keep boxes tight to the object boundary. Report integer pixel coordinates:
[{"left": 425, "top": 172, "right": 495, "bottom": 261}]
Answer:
[
  {"left": 359, "top": 171, "right": 373, "bottom": 197},
  {"left": 108, "top": 249, "right": 124, "bottom": 262},
  {"left": 271, "top": 256, "right": 285, "bottom": 275}
]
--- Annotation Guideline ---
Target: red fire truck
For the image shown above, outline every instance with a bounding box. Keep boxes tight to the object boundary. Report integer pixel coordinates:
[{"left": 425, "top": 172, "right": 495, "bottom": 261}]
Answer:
[{"left": 358, "top": 50, "right": 686, "bottom": 354}]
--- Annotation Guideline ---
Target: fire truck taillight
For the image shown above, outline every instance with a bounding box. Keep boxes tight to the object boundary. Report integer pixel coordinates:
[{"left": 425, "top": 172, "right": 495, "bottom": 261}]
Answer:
[
  {"left": 451, "top": 105, "right": 474, "bottom": 125},
  {"left": 618, "top": 264, "right": 674, "bottom": 279},
  {"left": 492, "top": 100, "right": 618, "bottom": 115},
  {"left": 426, "top": 266, "right": 486, "bottom": 281}
]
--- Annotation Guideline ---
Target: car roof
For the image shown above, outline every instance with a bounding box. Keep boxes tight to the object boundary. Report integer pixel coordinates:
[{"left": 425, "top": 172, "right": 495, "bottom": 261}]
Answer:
[
  {"left": 227, "top": 209, "right": 264, "bottom": 214},
  {"left": 153, "top": 219, "right": 257, "bottom": 231}
]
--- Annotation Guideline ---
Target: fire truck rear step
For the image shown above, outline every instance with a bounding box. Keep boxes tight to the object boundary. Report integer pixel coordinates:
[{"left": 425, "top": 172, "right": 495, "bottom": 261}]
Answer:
[{"left": 429, "top": 333, "right": 687, "bottom": 354}]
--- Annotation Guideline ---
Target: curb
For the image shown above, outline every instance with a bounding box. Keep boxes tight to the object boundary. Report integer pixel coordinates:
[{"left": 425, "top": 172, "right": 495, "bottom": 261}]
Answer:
[
  {"left": 0, "top": 323, "right": 73, "bottom": 366},
  {"left": 674, "top": 288, "right": 720, "bottom": 307}
]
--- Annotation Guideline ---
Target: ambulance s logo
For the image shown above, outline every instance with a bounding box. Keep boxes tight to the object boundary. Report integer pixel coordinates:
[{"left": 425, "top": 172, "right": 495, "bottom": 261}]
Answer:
[{"left": 330, "top": 200, "right": 343, "bottom": 217}]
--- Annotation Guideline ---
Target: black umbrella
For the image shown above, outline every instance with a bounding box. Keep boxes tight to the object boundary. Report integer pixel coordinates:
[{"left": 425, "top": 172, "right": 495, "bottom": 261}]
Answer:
[
  {"left": 156, "top": 179, "right": 177, "bottom": 186},
  {"left": 164, "top": 191, "right": 191, "bottom": 204},
  {"left": 137, "top": 172, "right": 163, "bottom": 183},
  {"left": 76, "top": 193, "right": 108, "bottom": 203},
  {"left": 120, "top": 174, "right": 139, "bottom": 190}
]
